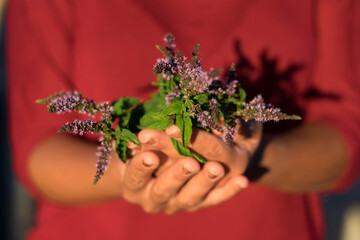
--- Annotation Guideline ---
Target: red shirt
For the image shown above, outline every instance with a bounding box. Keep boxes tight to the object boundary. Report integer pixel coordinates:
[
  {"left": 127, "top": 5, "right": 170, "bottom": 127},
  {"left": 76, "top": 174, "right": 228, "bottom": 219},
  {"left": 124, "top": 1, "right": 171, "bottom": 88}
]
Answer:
[{"left": 7, "top": 0, "right": 360, "bottom": 239}]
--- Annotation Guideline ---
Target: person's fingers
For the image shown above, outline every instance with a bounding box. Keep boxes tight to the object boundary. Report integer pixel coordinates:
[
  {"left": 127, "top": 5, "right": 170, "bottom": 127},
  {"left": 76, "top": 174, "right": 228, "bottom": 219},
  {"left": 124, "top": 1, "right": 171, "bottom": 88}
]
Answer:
[
  {"left": 187, "top": 175, "right": 248, "bottom": 212},
  {"left": 138, "top": 129, "right": 180, "bottom": 158},
  {"left": 165, "top": 161, "right": 225, "bottom": 214},
  {"left": 166, "top": 125, "right": 237, "bottom": 165},
  {"left": 123, "top": 151, "right": 160, "bottom": 192},
  {"left": 138, "top": 129, "right": 187, "bottom": 176},
  {"left": 149, "top": 157, "right": 200, "bottom": 204}
]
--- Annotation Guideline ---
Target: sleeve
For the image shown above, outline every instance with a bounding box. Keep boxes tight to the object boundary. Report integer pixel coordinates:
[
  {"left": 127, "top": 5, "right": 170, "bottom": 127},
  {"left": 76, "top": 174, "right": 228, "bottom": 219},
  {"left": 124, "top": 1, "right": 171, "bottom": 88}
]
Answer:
[
  {"left": 305, "top": 0, "right": 360, "bottom": 192},
  {"left": 6, "top": 0, "right": 76, "bottom": 198}
]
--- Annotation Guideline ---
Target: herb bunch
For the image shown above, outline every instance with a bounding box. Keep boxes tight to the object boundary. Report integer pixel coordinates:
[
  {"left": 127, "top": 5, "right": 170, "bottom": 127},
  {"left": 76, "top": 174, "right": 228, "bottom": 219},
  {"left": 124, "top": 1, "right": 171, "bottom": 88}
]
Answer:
[{"left": 37, "top": 33, "right": 300, "bottom": 184}]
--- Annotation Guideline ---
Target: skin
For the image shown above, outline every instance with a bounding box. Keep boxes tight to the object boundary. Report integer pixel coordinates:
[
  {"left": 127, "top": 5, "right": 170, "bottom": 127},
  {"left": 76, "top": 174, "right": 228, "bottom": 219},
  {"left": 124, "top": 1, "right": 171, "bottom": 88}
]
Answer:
[
  {"left": 28, "top": 0, "right": 355, "bottom": 213},
  {"left": 28, "top": 134, "right": 247, "bottom": 214},
  {"left": 28, "top": 120, "right": 347, "bottom": 214},
  {"left": 158, "top": 122, "right": 348, "bottom": 193},
  {"left": 26, "top": 0, "right": 354, "bottom": 216}
]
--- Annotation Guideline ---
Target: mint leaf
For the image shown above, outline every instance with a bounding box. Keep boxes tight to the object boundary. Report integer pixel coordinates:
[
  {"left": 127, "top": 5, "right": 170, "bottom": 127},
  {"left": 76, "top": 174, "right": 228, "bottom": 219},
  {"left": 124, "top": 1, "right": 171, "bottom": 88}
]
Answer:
[
  {"left": 191, "top": 153, "right": 207, "bottom": 163},
  {"left": 194, "top": 93, "right": 209, "bottom": 105},
  {"left": 112, "top": 97, "right": 141, "bottom": 116},
  {"left": 115, "top": 138, "right": 128, "bottom": 163},
  {"left": 163, "top": 98, "right": 183, "bottom": 115},
  {"left": 156, "top": 74, "right": 165, "bottom": 97},
  {"left": 115, "top": 125, "right": 139, "bottom": 162},
  {"left": 143, "top": 94, "right": 166, "bottom": 113},
  {"left": 127, "top": 104, "right": 144, "bottom": 131},
  {"left": 176, "top": 113, "right": 192, "bottom": 147},
  {"left": 239, "top": 88, "right": 246, "bottom": 106},
  {"left": 121, "top": 112, "right": 131, "bottom": 127},
  {"left": 170, "top": 137, "right": 192, "bottom": 157},
  {"left": 117, "top": 127, "right": 140, "bottom": 145},
  {"left": 139, "top": 112, "right": 170, "bottom": 130},
  {"left": 170, "top": 137, "right": 207, "bottom": 163}
]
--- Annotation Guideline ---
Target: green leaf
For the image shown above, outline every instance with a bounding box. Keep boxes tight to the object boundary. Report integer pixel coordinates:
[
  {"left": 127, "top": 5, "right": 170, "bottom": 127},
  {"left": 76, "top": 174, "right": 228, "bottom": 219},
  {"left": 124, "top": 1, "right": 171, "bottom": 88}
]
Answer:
[
  {"left": 143, "top": 94, "right": 166, "bottom": 113},
  {"left": 193, "top": 93, "right": 209, "bottom": 105},
  {"left": 191, "top": 153, "right": 207, "bottom": 163},
  {"left": 170, "top": 138, "right": 207, "bottom": 163},
  {"left": 287, "top": 114, "right": 302, "bottom": 120},
  {"left": 163, "top": 98, "right": 183, "bottom": 115},
  {"left": 139, "top": 112, "right": 170, "bottom": 130},
  {"left": 157, "top": 74, "right": 165, "bottom": 97},
  {"left": 184, "top": 100, "right": 193, "bottom": 109},
  {"left": 115, "top": 138, "right": 128, "bottom": 163},
  {"left": 170, "top": 138, "right": 192, "bottom": 157},
  {"left": 117, "top": 128, "right": 140, "bottom": 145},
  {"left": 176, "top": 113, "right": 192, "bottom": 147},
  {"left": 121, "top": 112, "right": 131, "bottom": 127},
  {"left": 174, "top": 75, "right": 181, "bottom": 84},
  {"left": 239, "top": 88, "right": 246, "bottom": 104},
  {"left": 112, "top": 97, "right": 141, "bottom": 116},
  {"left": 35, "top": 98, "right": 48, "bottom": 104},
  {"left": 127, "top": 104, "right": 145, "bottom": 131}
]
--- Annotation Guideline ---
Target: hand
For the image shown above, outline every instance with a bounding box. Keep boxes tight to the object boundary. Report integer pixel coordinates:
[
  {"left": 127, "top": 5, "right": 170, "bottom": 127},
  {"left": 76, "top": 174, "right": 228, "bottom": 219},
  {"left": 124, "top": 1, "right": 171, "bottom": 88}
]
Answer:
[
  {"left": 117, "top": 144, "right": 248, "bottom": 214},
  {"left": 136, "top": 120, "right": 262, "bottom": 187}
]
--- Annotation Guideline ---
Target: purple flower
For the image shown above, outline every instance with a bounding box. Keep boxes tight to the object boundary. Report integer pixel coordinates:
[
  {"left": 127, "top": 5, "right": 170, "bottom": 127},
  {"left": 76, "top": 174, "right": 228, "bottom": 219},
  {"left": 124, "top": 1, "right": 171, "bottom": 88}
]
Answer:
[
  {"left": 179, "top": 62, "right": 203, "bottom": 82},
  {"left": 222, "top": 117, "right": 237, "bottom": 146},
  {"left": 93, "top": 139, "right": 113, "bottom": 185},
  {"left": 165, "top": 90, "right": 181, "bottom": 105},
  {"left": 98, "top": 101, "right": 113, "bottom": 121},
  {"left": 48, "top": 91, "right": 96, "bottom": 115},
  {"left": 224, "top": 80, "right": 238, "bottom": 96},
  {"left": 240, "top": 95, "right": 294, "bottom": 122},
  {"left": 184, "top": 71, "right": 213, "bottom": 96},
  {"left": 153, "top": 58, "right": 178, "bottom": 76},
  {"left": 164, "top": 32, "right": 176, "bottom": 51},
  {"left": 58, "top": 119, "right": 104, "bottom": 135},
  {"left": 47, "top": 91, "right": 113, "bottom": 122},
  {"left": 188, "top": 107, "right": 197, "bottom": 117},
  {"left": 209, "top": 98, "right": 220, "bottom": 121},
  {"left": 197, "top": 110, "right": 222, "bottom": 132}
]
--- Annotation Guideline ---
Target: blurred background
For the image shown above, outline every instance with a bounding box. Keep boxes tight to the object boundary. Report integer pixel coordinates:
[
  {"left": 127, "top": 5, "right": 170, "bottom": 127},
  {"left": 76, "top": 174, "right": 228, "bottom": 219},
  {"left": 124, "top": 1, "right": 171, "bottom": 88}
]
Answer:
[{"left": 0, "top": 1, "right": 359, "bottom": 239}]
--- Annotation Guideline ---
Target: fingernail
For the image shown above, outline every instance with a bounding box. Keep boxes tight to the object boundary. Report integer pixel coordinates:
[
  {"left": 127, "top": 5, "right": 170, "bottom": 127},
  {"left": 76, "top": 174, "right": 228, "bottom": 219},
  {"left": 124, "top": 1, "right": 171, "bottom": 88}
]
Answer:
[
  {"left": 165, "top": 125, "right": 179, "bottom": 136},
  {"left": 182, "top": 163, "right": 196, "bottom": 175},
  {"left": 207, "top": 170, "right": 219, "bottom": 179},
  {"left": 181, "top": 167, "right": 192, "bottom": 175},
  {"left": 142, "top": 157, "right": 153, "bottom": 167},
  {"left": 140, "top": 137, "right": 156, "bottom": 145}
]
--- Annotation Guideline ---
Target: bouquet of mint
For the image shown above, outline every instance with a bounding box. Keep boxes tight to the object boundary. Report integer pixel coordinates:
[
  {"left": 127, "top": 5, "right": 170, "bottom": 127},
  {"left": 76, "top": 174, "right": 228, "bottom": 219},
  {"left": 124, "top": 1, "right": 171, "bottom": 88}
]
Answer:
[{"left": 37, "top": 33, "right": 300, "bottom": 185}]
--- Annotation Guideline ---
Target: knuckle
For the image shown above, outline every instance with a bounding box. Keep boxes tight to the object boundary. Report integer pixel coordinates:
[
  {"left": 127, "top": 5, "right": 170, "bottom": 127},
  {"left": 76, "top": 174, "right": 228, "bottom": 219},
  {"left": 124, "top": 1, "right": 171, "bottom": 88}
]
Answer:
[
  {"left": 177, "top": 198, "right": 199, "bottom": 209},
  {"left": 151, "top": 186, "right": 170, "bottom": 203},
  {"left": 126, "top": 175, "right": 146, "bottom": 190},
  {"left": 207, "top": 143, "right": 224, "bottom": 159}
]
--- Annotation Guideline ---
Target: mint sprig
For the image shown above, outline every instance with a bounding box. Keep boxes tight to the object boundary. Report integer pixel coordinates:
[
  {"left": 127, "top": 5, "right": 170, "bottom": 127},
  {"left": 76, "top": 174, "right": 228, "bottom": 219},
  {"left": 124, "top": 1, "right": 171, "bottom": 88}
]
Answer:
[{"left": 37, "top": 33, "right": 301, "bottom": 184}]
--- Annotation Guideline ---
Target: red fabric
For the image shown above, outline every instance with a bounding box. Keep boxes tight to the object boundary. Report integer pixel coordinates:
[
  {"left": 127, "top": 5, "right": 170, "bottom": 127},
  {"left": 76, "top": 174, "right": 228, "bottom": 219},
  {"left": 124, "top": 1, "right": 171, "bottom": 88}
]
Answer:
[{"left": 6, "top": 0, "right": 360, "bottom": 239}]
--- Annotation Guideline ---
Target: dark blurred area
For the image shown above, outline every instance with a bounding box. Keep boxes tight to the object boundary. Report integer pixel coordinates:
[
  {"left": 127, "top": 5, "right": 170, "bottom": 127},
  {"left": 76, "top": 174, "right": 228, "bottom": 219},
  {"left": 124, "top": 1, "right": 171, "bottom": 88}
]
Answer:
[
  {"left": 0, "top": 2, "right": 359, "bottom": 240},
  {"left": 0, "top": 2, "right": 35, "bottom": 239}
]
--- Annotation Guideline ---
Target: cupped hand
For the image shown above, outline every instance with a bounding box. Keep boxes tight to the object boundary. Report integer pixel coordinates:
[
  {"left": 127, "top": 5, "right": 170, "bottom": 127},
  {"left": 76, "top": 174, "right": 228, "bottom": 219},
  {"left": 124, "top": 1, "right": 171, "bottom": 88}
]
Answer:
[
  {"left": 136, "top": 120, "right": 262, "bottom": 187},
  {"left": 116, "top": 145, "right": 248, "bottom": 214}
]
